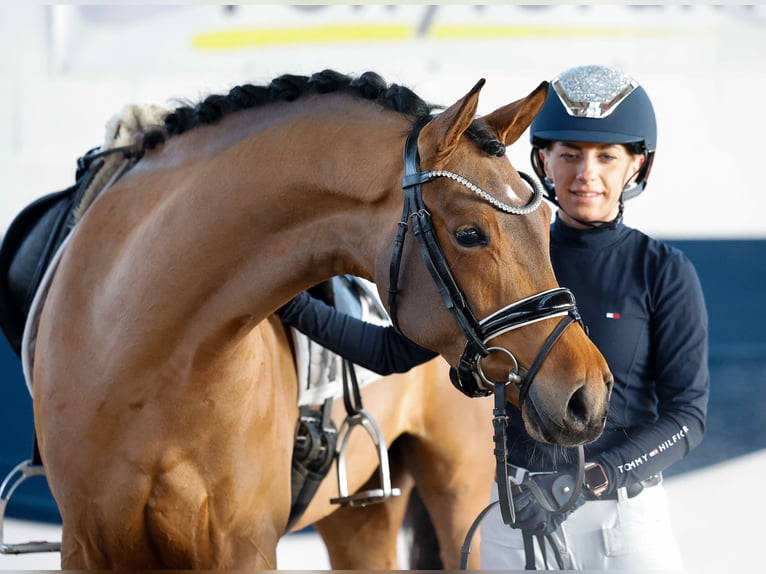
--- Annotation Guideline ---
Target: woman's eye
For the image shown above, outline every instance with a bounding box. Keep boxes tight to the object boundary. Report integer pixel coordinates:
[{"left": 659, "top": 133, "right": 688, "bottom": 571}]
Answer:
[{"left": 454, "top": 227, "right": 488, "bottom": 247}]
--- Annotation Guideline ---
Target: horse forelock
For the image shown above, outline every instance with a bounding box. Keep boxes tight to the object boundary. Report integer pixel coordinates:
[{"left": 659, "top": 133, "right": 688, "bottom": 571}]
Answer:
[{"left": 467, "top": 120, "right": 507, "bottom": 158}]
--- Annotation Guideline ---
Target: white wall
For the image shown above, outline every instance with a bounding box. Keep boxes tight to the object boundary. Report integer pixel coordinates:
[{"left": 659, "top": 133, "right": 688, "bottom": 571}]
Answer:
[{"left": 1, "top": 4, "right": 764, "bottom": 238}]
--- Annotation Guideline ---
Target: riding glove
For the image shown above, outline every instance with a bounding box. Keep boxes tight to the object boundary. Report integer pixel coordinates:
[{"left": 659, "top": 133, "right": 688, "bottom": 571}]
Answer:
[{"left": 510, "top": 472, "right": 585, "bottom": 535}]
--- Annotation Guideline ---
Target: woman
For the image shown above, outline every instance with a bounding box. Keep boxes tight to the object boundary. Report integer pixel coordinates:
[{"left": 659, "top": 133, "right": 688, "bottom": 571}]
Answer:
[{"left": 478, "top": 64, "right": 709, "bottom": 570}]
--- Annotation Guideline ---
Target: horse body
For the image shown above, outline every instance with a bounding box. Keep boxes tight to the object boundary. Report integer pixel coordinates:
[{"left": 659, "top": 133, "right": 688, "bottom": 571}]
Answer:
[{"left": 30, "top": 73, "right": 612, "bottom": 569}]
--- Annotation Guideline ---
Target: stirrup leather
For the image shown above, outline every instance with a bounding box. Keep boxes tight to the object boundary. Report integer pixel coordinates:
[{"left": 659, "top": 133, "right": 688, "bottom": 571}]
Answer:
[{"left": 0, "top": 459, "right": 61, "bottom": 554}]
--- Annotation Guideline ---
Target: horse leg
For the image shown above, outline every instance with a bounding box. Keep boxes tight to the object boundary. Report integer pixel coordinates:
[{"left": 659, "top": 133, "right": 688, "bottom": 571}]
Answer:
[
  {"left": 399, "top": 406, "right": 495, "bottom": 570},
  {"left": 59, "top": 524, "right": 98, "bottom": 569},
  {"left": 403, "top": 487, "right": 444, "bottom": 569},
  {"left": 314, "top": 442, "right": 415, "bottom": 569}
]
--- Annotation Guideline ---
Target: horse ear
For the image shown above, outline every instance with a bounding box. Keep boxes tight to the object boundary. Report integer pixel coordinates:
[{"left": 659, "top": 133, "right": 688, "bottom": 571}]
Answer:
[
  {"left": 482, "top": 81, "right": 549, "bottom": 146},
  {"left": 419, "top": 78, "right": 485, "bottom": 164}
]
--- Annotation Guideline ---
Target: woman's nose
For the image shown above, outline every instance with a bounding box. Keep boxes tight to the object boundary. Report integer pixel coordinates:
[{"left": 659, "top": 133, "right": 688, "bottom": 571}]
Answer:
[{"left": 577, "top": 157, "right": 598, "bottom": 181}]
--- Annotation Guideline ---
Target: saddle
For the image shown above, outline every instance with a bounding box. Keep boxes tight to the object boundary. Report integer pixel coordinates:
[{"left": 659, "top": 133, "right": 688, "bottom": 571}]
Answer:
[
  {"left": 0, "top": 161, "right": 94, "bottom": 358},
  {"left": 1, "top": 102, "right": 168, "bottom": 360}
]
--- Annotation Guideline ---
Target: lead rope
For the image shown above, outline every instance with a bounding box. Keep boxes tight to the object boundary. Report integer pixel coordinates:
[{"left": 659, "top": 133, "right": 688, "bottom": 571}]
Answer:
[
  {"left": 523, "top": 528, "right": 570, "bottom": 570},
  {"left": 459, "top": 380, "right": 584, "bottom": 570}
]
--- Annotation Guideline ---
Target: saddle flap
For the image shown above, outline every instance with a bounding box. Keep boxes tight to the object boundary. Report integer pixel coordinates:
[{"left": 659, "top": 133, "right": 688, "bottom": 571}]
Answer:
[{"left": 0, "top": 185, "right": 80, "bottom": 357}]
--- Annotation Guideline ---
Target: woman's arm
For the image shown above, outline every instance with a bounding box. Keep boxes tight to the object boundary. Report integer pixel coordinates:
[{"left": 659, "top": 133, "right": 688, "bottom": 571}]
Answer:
[
  {"left": 592, "top": 251, "right": 710, "bottom": 492},
  {"left": 277, "top": 291, "right": 438, "bottom": 375}
]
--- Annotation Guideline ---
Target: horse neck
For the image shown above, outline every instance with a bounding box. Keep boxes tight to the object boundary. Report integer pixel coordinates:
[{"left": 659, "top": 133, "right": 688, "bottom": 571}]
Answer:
[{"left": 141, "top": 101, "right": 407, "bottom": 326}]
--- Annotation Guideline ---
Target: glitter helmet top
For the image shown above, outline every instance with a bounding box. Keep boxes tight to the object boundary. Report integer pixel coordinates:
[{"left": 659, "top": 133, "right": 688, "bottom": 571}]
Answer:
[
  {"left": 529, "top": 64, "right": 657, "bottom": 199},
  {"left": 553, "top": 65, "right": 638, "bottom": 119}
]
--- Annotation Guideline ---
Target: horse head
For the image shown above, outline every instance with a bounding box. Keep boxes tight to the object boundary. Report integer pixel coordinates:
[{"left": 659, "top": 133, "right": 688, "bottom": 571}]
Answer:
[{"left": 378, "top": 79, "right": 612, "bottom": 446}]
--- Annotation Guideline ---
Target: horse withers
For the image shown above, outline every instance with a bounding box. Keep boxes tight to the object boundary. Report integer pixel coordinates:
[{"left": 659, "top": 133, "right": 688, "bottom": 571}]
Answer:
[{"left": 27, "top": 70, "right": 612, "bottom": 569}]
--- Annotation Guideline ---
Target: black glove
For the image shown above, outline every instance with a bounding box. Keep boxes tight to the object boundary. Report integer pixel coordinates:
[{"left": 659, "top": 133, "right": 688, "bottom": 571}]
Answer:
[{"left": 509, "top": 472, "right": 586, "bottom": 535}]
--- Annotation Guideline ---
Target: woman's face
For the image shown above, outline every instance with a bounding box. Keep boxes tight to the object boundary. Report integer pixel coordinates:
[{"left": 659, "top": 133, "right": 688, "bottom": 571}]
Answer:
[{"left": 539, "top": 141, "right": 645, "bottom": 228}]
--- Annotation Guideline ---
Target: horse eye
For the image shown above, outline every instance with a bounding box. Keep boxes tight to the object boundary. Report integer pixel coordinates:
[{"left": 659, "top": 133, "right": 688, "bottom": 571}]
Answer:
[{"left": 454, "top": 226, "right": 488, "bottom": 247}]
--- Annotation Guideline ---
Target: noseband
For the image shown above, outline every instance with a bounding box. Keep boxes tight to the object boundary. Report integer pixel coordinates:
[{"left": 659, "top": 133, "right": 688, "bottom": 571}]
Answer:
[{"left": 388, "top": 115, "right": 584, "bottom": 400}]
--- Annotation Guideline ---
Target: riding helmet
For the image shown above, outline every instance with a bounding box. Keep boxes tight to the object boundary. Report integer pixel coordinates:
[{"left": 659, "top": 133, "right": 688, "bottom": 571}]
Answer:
[{"left": 530, "top": 64, "right": 657, "bottom": 201}]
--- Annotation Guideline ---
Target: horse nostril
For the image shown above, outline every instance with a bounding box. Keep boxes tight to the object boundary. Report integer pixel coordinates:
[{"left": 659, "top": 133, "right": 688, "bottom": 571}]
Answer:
[{"left": 566, "top": 385, "right": 589, "bottom": 425}]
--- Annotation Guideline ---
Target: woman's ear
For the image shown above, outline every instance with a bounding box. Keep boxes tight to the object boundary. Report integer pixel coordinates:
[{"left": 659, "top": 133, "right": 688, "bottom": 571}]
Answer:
[
  {"left": 538, "top": 148, "right": 551, "bottom": 178},
  {"left": 627, "top": 154, "right": 646, "bottom": 184}
]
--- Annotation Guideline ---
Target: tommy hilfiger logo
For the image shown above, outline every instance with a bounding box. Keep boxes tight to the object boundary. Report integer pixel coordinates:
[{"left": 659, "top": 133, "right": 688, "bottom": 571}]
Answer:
[
  {"left": 617, "top": 425, "right": 690, "bottom": 473},
  {"left": 605, "top": 312, "right": 621, "bottom": 319}
]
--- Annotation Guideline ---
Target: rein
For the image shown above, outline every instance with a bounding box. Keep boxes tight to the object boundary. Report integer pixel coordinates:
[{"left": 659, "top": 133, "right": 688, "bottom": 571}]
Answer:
[{"left": 458, "top": 383, "right": 585, "bottom": 571}]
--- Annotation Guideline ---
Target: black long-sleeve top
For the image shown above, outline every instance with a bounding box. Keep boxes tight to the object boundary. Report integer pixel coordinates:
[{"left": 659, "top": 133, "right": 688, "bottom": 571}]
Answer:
[
  {"left": 278, "top": 216, "right": 710, "bottom": 496},
  {"left": 278, "top": 290, "right": 438, "bottom": 375},
  {"left": 506, "top": 217, "right": 710, "bottom": 494}
]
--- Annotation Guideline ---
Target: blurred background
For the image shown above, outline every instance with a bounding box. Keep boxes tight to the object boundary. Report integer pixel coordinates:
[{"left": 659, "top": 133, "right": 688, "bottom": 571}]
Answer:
[{"left": 1, "top": 3, "right": 764, "bottom": 571}]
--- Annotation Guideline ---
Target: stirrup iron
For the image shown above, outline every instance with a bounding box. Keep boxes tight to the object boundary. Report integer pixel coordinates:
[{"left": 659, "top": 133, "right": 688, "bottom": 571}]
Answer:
[
  {"left": 0, "top": 459, "right": 61, "bottom": 554},
  {"left": 330, "top": 409, "right": 401, "bottom": 507}
]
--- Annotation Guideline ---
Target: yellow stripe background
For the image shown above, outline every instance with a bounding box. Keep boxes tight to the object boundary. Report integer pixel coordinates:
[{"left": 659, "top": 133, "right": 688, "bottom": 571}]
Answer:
[{"left": 192, "top": 23, "right": 677, "bottom": 50}]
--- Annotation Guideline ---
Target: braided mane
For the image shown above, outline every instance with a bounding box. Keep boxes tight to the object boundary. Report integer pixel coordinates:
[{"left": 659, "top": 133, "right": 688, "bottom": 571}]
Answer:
[{"left": 140, "top": 69, "right": 505, "bottom": 157}]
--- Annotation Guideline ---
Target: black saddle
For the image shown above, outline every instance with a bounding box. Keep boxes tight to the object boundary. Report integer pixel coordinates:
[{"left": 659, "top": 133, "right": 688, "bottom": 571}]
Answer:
[{"left": 0, "top": 149, "right": 108, "bottom": 358}]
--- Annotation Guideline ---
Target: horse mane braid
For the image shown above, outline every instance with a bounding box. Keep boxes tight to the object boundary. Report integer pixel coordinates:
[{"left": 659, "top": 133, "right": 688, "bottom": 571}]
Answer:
[{"left": 140, "top": 69, "right": 504, "bottom": 156}]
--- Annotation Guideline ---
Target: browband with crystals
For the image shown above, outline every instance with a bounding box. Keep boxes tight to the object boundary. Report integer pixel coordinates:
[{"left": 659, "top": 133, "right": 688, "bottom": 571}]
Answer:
[{"left": 418, "top": 169, "right": 543, "bottom": 216}]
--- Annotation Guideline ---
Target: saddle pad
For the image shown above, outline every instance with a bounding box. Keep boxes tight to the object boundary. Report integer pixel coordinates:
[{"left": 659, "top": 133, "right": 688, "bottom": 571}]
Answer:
[{"left": 294, "top": 276, "right": 390, "bottom": 406}]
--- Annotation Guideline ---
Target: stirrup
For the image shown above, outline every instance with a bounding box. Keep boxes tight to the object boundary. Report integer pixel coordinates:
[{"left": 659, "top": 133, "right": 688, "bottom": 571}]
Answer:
[
  {"left": 330, "top": 408, "right": 401, "bottom": 507},
  {"left": 0, "top": 460, "right": 61, "bottom": 554}
]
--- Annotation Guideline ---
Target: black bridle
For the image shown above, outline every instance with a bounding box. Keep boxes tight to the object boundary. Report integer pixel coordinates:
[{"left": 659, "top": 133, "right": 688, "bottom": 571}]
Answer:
[{"left": 388, "top": 114, "right": 585, "bottom": 400}]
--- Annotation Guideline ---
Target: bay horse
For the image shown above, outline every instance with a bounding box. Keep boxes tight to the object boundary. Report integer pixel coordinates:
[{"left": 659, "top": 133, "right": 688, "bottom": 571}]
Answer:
[{"left": 29, "top": 69, "right": 612, "bottom": 569}]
